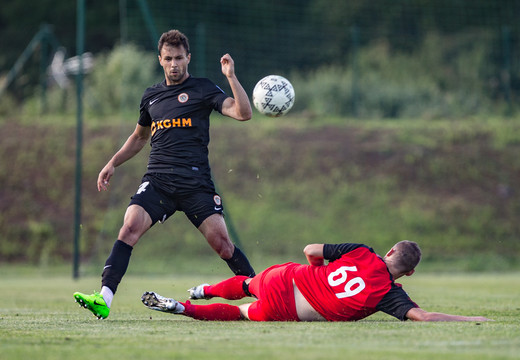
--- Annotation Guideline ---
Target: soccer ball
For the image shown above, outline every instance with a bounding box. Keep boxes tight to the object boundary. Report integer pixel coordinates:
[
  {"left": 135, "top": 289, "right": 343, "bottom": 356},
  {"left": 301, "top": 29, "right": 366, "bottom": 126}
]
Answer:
[{"left": 252, "top": 75, "right": 295, "bottom": 117}]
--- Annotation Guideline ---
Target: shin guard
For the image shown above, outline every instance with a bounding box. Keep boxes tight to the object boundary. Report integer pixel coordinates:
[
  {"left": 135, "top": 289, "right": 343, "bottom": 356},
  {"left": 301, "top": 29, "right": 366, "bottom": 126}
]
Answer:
[
  {"left": 204, "top": 276, "right": 249, "bottom": 300},
  {"left": 224, "top": 246, "right": 256, "bottom": 277},
  {"left": 182, "top": 300, "right": 242, "bottom": 321},
  {"left": 101, "top": 240, "right": 133, "bottom": 294}
]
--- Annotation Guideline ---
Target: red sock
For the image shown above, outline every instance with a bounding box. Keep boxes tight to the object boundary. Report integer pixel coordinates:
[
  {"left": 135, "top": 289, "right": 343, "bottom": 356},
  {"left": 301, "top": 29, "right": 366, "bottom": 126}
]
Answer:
[
  {"left": 181, "top": 300, "right": 242, "bottom": 321},
  {"left": 204, "top": 275, "right": 249, "bottom": 300}
]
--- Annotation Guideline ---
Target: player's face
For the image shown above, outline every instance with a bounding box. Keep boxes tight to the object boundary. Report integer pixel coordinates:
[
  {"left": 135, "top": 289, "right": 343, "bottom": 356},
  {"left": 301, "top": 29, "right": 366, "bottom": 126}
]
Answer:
[{"left": 159, "top": 44, "right": 191, "bottom": 85}]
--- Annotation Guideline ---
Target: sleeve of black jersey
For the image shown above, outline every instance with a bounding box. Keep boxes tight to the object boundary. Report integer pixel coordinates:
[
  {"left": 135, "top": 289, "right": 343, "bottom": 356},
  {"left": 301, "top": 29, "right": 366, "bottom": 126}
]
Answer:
[
  {"left": 375, "top": 283, "right": 419, "bottom": 321},
  {"left": 203, "top": 79, "right": 229, "bottom": 114},
  {"left": 323, "top": 243, "right": 368, "bottom": 262},
  {"left": 138, "top": 93, "right": 152, "bottom": 127}
]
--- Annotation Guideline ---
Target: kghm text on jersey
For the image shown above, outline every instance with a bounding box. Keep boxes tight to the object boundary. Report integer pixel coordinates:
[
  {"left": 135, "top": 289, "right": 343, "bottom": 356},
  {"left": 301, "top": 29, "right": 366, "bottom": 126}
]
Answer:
[{"left": 151, "top": 118, "right": 192, "bottom": 135}]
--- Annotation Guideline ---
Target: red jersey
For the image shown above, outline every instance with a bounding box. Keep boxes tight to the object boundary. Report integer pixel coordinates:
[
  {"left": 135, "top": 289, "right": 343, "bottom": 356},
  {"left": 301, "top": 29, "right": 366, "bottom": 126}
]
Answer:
[{"left": 293, "top": 244, "right": 417, "bottom": 321}]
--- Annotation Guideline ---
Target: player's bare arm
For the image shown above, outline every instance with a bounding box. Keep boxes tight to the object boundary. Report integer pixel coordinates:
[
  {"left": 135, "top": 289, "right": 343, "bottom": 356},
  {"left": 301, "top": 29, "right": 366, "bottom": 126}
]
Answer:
[
  {"left": 220, "top": 53, "right": 252, "bottom": 121},
  {"left": 303, "top": 244, "right": 325, "bottom": 266},
  {"left": 405, "top": 307, "right": 492, "bottom": 322},
  {"left": 97, "top": 124, "right": 151, "bottom": 191}
]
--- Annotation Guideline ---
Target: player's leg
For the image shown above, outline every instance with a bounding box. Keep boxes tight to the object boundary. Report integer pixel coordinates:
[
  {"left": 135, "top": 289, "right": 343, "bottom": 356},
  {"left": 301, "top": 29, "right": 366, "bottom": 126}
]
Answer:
[
  {"left": 182, "top": 191, "right": 255, "bottom": 277},
  {"left": 117, "top": 204, "right": 153, "bottom": 246},
  {"left": 74, "top": 177, "right": 176, "bottom": 319},
  {"left": 74, "top": 204, "right": 152, "bottom": 319},
  {"left": 198, "top": 213, "right": 234, "bottom": 257},
  {"left": 181, "top": 300, "right": 244, "bottom": 321},
  {"left": 188, "top": 275, "right": 251, "bottom": 300},
  {"left": 198, "top": 213, "right": 255, "bottom": 277},
  {"left": 141, "top": 291, "right": 244, "bottom": 321},
  {"left": 238, "top": 303, "right": 253, "bottom": 320},
  {"left": 101, "top": 204, "right": 152, "bottom": 296}
]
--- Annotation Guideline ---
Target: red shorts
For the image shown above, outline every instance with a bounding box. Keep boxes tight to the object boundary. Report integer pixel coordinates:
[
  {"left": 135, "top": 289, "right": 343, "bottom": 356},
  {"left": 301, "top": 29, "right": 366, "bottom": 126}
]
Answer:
[{"left": 247, "top": 262, "right": 300, "bottom": 321}]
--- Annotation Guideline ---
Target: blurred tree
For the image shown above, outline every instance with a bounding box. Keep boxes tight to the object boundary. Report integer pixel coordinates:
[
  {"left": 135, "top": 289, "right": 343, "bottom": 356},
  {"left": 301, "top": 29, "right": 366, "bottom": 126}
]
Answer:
[{"left": 0, "top": 0, "right": 518, "bottom": 109}]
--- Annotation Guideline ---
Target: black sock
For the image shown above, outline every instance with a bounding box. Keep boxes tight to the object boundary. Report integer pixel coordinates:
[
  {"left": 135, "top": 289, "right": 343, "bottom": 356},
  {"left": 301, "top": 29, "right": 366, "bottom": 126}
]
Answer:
[
  {"left": 101, "top": 240, "right": 133, "bottom": 294},
  {"left": 224, "top": 246, "right": 255, "bottom": 277}
]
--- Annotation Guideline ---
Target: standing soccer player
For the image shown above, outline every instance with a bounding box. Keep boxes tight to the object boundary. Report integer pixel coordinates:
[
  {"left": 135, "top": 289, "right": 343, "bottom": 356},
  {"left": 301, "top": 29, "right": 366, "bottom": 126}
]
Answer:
[{"left": 74, "top": 29, "right": 255, "bottom": 319}]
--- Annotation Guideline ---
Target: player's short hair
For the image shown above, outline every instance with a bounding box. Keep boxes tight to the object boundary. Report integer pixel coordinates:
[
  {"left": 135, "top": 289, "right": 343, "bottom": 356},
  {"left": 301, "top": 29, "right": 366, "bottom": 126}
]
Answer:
[
  {"left": 158, "top": 29, "right": 190, "bottom": 55},
  {"left": 393, "top": 240, "right": 422, "bottom": 273}
]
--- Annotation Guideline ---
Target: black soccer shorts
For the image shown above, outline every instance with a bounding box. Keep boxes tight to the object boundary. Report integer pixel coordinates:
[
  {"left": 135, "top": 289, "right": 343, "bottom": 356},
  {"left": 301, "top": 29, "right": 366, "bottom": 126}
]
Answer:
[{"left": 128, "top": 174, "right": 224, "bottom": 228}]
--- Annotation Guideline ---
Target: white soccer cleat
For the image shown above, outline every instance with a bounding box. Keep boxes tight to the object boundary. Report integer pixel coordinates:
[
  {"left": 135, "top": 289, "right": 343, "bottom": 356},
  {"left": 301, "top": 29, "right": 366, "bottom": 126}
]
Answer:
[
  {"left": 187, "top": 284, "right": 210, "bottom": 300},
  {"left": 141, "top": 291, "right": 185, "bottom": 314}
]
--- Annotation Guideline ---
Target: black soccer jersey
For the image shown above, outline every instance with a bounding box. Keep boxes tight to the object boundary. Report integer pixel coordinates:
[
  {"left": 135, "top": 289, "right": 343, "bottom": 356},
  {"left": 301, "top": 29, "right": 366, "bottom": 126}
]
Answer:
[{"left": 138, "top": 76, "right": 229, "bottom": 184}]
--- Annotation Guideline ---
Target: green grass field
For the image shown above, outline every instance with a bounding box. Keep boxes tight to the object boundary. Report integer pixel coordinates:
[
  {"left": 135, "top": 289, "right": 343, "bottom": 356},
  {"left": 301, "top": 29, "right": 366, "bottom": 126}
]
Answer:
[{"left": 0, "top": 269, "right": 518, "bottom": 360}]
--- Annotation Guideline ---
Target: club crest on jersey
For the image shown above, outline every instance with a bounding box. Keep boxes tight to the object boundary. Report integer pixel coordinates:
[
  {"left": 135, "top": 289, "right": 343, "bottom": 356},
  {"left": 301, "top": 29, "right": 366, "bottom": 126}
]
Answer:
[
  {"left": 213, "top": 195, "right": 222, "bottom": 206},
  {"left": 178, "top": 93, "right": 189, "bottom": 103}
]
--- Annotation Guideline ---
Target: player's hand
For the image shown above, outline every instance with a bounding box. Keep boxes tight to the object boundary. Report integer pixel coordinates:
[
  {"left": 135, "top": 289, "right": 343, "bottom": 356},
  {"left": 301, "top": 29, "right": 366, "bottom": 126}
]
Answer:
[
  {"left": 97, "top": 163, "right": 115, "bottom": 191},
  {"left": 220, "top": 53, "right": 236, "bottom": 78},
  {"left": 469, "top": 316, "right": 494, "bottom": 322}
]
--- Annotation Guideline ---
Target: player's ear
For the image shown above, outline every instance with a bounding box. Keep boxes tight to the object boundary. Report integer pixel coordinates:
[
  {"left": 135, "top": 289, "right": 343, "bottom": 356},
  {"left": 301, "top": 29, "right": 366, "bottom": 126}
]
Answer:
[
  {"left": 405, "top": 269, "right": 415, "bottom": 277},
  {"left": 385, "top": 248, "right": 395, "bottom": 257}
]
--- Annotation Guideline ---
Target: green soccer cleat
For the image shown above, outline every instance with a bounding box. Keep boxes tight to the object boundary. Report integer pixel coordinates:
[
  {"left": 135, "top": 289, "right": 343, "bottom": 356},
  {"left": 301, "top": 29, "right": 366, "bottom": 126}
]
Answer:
[{"left": 73, "top": 291, "right": 110, "bottom": 319}]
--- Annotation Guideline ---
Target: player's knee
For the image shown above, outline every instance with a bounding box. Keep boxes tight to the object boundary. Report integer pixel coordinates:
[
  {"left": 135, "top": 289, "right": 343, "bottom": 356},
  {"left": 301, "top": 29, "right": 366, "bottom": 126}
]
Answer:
[
  {"left": 219, "top": 246, "right": 234, "bottom": 259},
  {"left": 217, "top": 243, "right": 235, "bottom": 259},
  {"left": 207, "top": 234, "right": 234, "bottom": 259},
  {"left": 118, "top": 222, "right": 145, "bottom": 245},
  {"left": 119, "top": 205, "right": 151, "bottom": 244}
]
